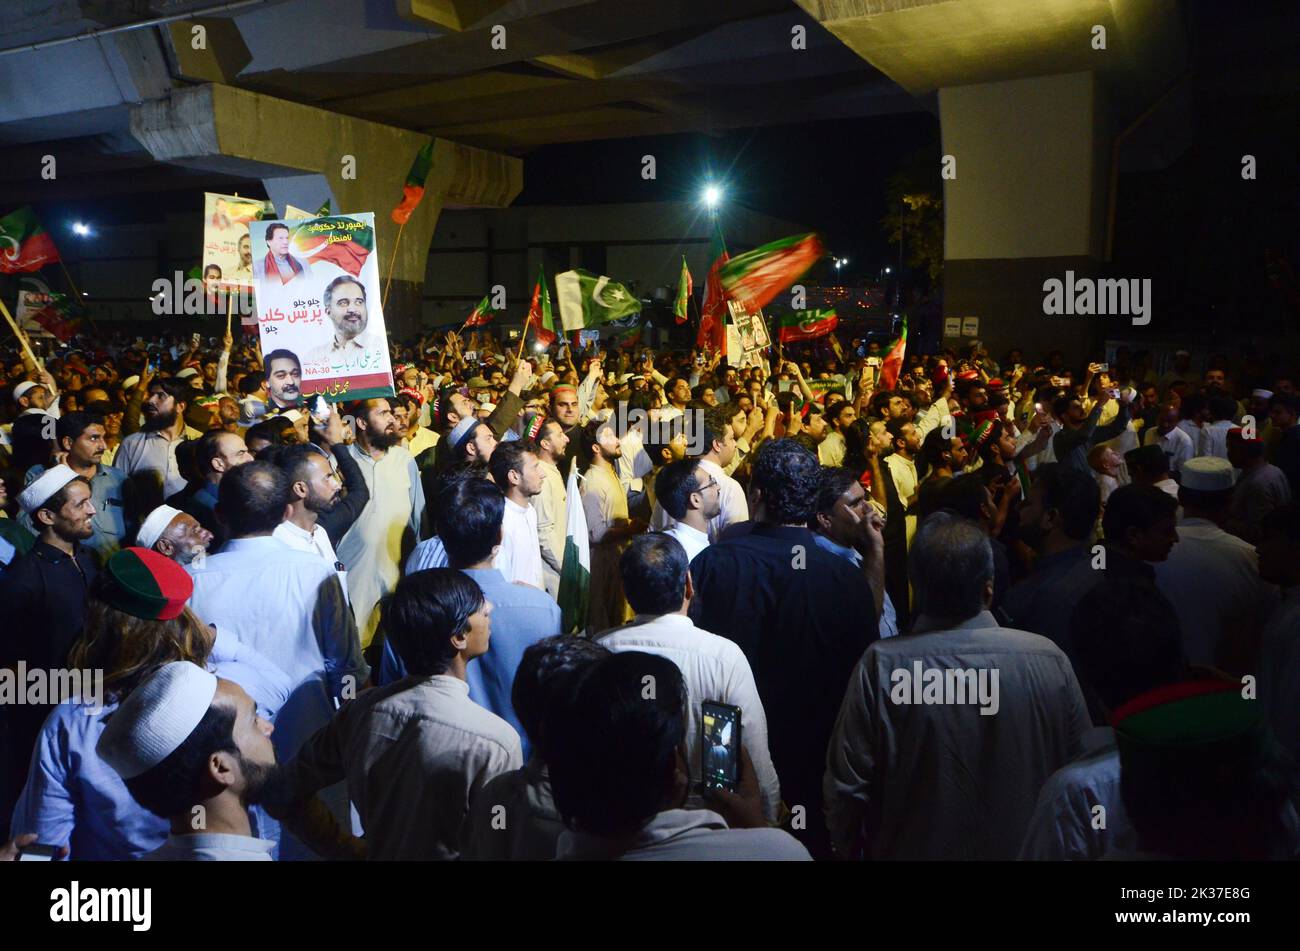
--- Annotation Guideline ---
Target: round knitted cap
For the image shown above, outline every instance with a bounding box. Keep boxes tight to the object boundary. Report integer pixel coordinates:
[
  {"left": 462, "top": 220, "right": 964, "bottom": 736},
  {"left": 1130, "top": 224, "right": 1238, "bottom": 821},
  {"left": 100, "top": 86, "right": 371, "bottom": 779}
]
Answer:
[{"left": 101, "top": 547, "right": 193, "bottom": 621}]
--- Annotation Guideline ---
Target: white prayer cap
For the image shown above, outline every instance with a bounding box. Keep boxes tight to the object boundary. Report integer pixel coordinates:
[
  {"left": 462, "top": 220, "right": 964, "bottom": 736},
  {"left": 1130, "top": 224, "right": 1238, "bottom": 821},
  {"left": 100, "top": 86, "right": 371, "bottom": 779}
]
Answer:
[
  {"left": 1181, "top": 456, "right": 1236, "bottom": 492},
  {"left": 97, "top": 662, "right": 218, "bottom": 780},
  {"left": 17, "top": 464, "right": 80, "bottom": 514},
  {"left": 12, "top": 380, "right": 39, "bottom": 403},
  {"left": 121, "top": 375, "right": 140, "bottom": 392},
  {"left": 1253, "top": 388, "right": 1274, "bottom": 400},
  {"left": 176, "top": 367, "right": 199, "bottom": 380},
  {"left": 136, "top": 504, "right": 183, "bottom": 550},
  {"left": 449, "top": 417, "right": 480, "bottom": 450},
  {"left": 282, "top": 409, "right": 304, "bottom": 422}
]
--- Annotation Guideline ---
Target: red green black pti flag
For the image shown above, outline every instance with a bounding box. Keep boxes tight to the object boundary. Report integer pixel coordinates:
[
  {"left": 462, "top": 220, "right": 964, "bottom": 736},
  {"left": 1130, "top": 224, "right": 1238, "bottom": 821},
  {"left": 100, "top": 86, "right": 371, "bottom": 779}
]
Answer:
[
  {"left": 0, "top": 207, "right": 61, "bottom": 273},
  {"left": 391, "top": 142, "right": 434, "bottom": 225},
  {"left": 719, "top": 232, "right": 824, "bottom": 314},
  {"left": 696, "top": 222, "right": 729, "bottom": 350},
  {"left": 778, "top": 308, "right": 837, "bottom": 343}
]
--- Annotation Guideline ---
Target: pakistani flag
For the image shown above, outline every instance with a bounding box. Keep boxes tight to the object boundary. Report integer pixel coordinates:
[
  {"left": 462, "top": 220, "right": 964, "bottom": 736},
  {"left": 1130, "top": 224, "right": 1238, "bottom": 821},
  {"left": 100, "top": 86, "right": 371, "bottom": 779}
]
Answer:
[
  {"left": 554, "top": 269, "right": 641, "bottom": 331},
  {"left": 556, "top": 459, "right": 591, "bottom": 634},
  {"left": 674, "top": 255, "right": 693, "bottom": 324}
]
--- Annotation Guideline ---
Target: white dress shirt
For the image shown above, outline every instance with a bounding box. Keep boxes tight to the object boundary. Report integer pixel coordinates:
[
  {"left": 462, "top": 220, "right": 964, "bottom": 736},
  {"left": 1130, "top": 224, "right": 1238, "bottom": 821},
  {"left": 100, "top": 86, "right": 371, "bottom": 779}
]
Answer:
[
  {"left": 556, "top": 808, "right": 810, "bottom": 861},
  {"left": 664, "top": 522, "right": 710, "bottom": 564},
  {"left": 598, "top": 612, "right": 781, "bottom": 822},
  {"left": 1144, "top": 424, "right": 1195, "bottom": 475},
  {"left": 498, "top": 496, "right": 545, "bottom": 589},
  {"left": 143, "top": 833, "right": 275, "bottom": 862},
  {"left": 532, "top": 459, "right": 567, "bottom": 598},
  {"left": 186, "top": 535, "right": 367, "bottom": 859},
  {"left": 649, "top": 458, "right": 747, "bottom": 543},
  {"left": 1200, "top": 419, "right": 1235, "bottom": 459},
  {"left": 1154, "top": 517, "right": 1278, "bottom": 667},
  {"left": 274, "top": 518, "right": 347, "bottom": 603},
  {"left": 1017, "top": 727, "right": 1134, "bottom": 861}
]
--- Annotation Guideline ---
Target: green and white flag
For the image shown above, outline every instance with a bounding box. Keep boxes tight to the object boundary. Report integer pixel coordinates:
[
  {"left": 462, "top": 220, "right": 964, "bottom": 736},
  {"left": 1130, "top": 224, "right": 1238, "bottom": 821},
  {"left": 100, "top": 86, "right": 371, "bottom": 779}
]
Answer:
[
  {"left": 556, "top": 459, "right": 591, "bottom": 634},
  {"left": 555, "top": 268, "right": 642, "bottom": 331}
]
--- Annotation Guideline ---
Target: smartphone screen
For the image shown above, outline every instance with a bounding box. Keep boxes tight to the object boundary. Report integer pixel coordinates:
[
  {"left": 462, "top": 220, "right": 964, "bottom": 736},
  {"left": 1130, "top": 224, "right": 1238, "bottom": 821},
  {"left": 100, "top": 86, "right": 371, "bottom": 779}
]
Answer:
[
  {"left": 18, "top": 843, "right": 60, "bottom": 861},
  {"left": 701, "top": 700, "right": 742, "bottom": 794}
]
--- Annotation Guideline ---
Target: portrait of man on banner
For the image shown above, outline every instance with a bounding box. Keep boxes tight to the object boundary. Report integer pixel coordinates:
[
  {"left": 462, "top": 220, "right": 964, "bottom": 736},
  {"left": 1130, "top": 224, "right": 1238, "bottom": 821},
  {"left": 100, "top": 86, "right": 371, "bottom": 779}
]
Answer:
[{"left": 250, "top": 212, "right": 394, "bottom": 402}]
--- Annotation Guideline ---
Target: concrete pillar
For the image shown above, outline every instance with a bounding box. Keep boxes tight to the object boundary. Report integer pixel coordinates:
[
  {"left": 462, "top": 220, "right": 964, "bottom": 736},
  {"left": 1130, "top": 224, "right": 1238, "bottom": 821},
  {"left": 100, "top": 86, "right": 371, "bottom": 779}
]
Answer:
[
  {"left": 130, "top": 83, "right": 522, "bottom": 335},
  {"left": 939, "top": 71, "right": 1113, "bottom": 361}
]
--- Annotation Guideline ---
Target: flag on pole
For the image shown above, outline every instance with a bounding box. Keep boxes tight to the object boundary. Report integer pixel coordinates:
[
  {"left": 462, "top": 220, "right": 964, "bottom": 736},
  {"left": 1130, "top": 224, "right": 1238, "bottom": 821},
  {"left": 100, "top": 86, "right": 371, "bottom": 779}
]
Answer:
[
  {"left": 554, "top": 269, "right": 641, "bottom": 331},
  {"left": 525, "top": 267, "right": 556, "bottom": 347},
  {"left": 466, "top": 294, "right": 498, "bottom": 328},
  {"left": 390, "top": 141, "right": 434, "bottom": 225},
  {"left": 719, "top": 232, "right": 824, "bottom": 313},
  {"left": 607, "top": 323, "right": 644, "bottom": 351},
  {"left": 674, "top": 255, "right": 693, "bottom": 324},
  {"left": 697, "top": 221, "right": 728, "bottom": 350},
  {"left": 878, "top": 317, "right": 909, "bottom": 391},
  {"left": 0, "top": 207, "right": 60, "bottom": 274},
  {"left": 777, "top": 308, "right": 837, "bottom": 343},
  {"left": 29, "top": 291, "right": 82, "bottom": 342},
  {"left": 557, "top": 459, "right": 591, "bottom": 634}
]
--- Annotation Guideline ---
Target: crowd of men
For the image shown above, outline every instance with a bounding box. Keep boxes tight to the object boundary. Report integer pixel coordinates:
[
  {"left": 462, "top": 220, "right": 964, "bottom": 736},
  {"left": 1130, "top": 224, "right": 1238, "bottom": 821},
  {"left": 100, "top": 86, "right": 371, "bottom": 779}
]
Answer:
[{"left": 1, "top": 327, "right": 1298, "bottom": 861}]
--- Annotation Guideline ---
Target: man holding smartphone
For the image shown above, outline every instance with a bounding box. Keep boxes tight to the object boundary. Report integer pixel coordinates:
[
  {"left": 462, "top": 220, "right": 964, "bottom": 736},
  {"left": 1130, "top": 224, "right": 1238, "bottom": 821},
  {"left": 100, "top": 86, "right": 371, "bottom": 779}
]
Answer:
[
  {"left": 548, "top": 652, "right": 809, "bottom": 860},
  {"left": 597, "top": 534, "right": 781, "bottom": 821}
]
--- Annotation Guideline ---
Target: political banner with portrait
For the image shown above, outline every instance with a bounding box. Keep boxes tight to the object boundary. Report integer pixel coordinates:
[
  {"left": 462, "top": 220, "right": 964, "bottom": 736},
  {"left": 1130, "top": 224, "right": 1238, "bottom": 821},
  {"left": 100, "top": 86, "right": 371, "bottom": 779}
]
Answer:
[
  {"left": 250, "top": 212, "right": 394, "bottom": 403},
  {"left": 726, "top": 300, "right": 769, "bottom": 368},
  {"left": 203, "top": 192, "right": 271, "bottom": 289}
]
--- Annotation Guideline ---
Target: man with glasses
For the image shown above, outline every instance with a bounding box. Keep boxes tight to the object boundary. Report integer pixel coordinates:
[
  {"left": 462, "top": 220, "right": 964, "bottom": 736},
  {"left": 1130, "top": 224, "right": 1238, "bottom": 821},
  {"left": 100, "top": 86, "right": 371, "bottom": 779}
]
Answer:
[{"left": 656, "top": 459, "right": 722, "bottom": 563}]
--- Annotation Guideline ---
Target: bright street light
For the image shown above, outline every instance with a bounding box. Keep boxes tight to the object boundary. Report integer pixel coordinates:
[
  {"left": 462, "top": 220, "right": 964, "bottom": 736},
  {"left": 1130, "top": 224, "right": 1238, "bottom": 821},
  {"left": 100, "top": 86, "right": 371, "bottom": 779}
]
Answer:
[
  {"left": 702, "top": 185, "right": 722, "bottom": 209},
  {"left": 72, "top": 222, "right": 91, "bottom": 236}
]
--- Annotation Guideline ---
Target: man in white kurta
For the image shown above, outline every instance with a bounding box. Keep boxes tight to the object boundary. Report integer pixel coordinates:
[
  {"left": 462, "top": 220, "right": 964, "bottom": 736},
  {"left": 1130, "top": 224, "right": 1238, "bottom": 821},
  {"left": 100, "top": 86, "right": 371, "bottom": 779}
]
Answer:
[
  {"left": 531, "top": 420, "right": 570, "bottom": 598},
  {"left": 336, "top": 400, "right": 426, "bottom": 649}
]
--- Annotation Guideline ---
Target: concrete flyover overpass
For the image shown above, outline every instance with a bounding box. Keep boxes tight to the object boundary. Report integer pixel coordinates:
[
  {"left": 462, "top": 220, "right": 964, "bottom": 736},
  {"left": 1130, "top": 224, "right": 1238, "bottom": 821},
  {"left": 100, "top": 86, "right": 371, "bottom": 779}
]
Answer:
[{"left": 0, "top": 0, "right": 1241, "bottom": 350}]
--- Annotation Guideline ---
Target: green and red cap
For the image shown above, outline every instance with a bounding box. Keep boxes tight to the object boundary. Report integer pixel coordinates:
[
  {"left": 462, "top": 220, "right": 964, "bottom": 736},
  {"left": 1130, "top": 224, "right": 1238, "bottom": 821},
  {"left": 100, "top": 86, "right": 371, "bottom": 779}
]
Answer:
[{"left": 102, "top": 547, "right": 193, "bottom": 621}]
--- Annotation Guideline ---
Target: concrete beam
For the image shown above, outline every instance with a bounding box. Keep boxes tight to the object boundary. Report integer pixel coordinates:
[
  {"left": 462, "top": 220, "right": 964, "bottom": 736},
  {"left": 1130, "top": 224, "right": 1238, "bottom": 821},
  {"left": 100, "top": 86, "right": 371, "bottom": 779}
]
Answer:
[
  {"left": 129, "top": 83, "right": 522, "bottom": 331},
  {"left": 793, "top": 0, "right": 1184, "bottom": 111}
]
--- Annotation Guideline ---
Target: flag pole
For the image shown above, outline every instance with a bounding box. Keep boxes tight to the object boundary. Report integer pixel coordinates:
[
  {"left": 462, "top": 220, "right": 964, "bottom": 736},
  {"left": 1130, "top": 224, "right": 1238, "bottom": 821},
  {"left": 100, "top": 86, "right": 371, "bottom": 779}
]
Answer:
[
  {"left": 0, "top": 299, "right": 43, "bottom": 371},
  {"left": 382, "top": 220, "right": 406, "bottom": 310},
  {"left": 226, "top": 291, "right": 233, "bottom": 336},
  {"left": 57, "top": 260, "right": 100, "bottom": 336},
  {"left": 516, "top": 318, "right": 530, "bottom": 363}
]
